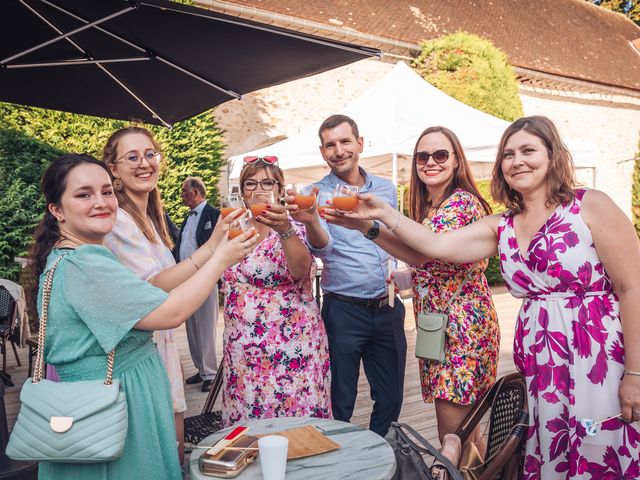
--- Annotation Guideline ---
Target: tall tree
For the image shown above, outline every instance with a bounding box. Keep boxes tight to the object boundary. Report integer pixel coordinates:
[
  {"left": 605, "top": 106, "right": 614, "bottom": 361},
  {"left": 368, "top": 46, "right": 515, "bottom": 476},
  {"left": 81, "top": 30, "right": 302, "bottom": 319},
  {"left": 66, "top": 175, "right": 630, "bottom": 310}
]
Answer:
[{"left": 588, "top": 0, "right": 640, "bottom": 25}]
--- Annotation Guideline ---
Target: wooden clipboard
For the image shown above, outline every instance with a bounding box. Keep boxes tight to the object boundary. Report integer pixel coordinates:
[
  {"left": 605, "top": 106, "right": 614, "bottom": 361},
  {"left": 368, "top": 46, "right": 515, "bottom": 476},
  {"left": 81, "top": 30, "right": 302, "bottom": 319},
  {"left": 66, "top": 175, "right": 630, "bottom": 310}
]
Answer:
[{"left": 256, "top": 425, "right": 340, "bottom": 460}]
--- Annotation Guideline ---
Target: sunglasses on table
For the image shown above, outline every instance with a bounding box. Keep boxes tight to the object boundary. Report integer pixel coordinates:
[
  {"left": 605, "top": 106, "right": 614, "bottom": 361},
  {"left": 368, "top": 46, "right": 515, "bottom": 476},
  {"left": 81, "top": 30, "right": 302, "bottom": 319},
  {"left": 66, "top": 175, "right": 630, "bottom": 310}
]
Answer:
[
  {"left": 413, "top": 150, "right": 452, "bottom": 165},
  {"left": 244, "top": 155, "right": 278, "bottom": 165}
]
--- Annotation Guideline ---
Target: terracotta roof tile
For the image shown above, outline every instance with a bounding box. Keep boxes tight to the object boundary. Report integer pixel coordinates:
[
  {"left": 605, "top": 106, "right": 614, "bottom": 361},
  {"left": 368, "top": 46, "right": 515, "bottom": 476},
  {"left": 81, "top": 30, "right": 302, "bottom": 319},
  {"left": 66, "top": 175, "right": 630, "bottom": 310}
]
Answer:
[{"left": 215, "top": 0, "right": 640, "bottom": 92}]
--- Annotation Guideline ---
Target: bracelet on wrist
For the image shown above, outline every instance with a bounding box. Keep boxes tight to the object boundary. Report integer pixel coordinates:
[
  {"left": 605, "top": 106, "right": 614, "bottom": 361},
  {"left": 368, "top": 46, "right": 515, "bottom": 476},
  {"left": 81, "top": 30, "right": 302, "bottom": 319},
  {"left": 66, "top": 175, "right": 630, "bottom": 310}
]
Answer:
[
  {"left": 624, "top": 370, "right": 640, "bottom": 377},
  {"left": 278, "top": 225, "right": 296, "bottom": 241},
  {"left": 386, "top": 210, "right": 402, "bottom": 232},
  {"left": 204, "top": 243, "right": 215, "bottom": 255},
  {"left": 188, "top": 255, "right": 200, "bottom": 270}
]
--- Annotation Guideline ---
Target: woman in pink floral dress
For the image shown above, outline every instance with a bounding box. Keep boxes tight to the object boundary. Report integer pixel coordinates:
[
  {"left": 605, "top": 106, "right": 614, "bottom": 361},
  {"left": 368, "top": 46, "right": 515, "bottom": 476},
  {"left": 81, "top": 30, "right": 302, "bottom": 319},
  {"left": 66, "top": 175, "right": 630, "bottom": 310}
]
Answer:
[
  {"left": 221, "top": 158, "right": 331, "bottom": 426},
  {"left": 351, "top": 116, "right": 640, "bottom": 479}
]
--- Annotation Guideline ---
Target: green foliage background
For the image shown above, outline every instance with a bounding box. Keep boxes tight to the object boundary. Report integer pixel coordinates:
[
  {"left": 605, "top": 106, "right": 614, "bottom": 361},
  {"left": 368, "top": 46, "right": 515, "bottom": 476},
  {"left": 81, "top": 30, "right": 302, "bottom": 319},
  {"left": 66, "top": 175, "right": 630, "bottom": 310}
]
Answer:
[
  {"left": 587, "top": 0, "right": 640, "bottom": 25},
  {"left": 0, "top": 103, "right": 225, "bottom": 281},
  {"left": 413, "top": 32, "right": 523, "bottom": 122},
  {"left": 631, "top": 138, "right": 640, "bottom": 237}
]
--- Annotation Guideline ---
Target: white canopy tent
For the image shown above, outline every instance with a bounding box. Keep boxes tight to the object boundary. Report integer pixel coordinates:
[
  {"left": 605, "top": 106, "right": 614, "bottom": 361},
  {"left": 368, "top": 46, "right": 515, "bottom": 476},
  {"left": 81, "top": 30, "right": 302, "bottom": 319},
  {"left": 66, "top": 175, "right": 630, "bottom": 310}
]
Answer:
[{"left": 228, "top": 61, "right": 598, "bottom": 186}]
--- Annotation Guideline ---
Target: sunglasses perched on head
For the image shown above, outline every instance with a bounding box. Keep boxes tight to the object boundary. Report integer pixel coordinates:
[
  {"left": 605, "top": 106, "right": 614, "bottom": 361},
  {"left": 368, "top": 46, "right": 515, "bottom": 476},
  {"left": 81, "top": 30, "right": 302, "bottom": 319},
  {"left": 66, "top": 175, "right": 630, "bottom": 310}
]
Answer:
[
  {"left": 413, "top": 150, "right": 452, "bottom": 165},
  {"left": 244, "top": 155, "right": 278, "bottom": 165}
]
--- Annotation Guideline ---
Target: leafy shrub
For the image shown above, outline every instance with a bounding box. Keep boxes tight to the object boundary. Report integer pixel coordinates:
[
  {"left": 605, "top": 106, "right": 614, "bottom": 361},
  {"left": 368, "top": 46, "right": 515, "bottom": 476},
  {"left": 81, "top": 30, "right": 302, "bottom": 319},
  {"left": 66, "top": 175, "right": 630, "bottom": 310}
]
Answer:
[
  {"left": 413, "top": 32, "right": 523, "bottom": 122},
  {"left": 632, "top": 138, "right": 640, "bottom": 237},
  {"left": 477, "top": 179, "right": 506, "bottom": 286}
]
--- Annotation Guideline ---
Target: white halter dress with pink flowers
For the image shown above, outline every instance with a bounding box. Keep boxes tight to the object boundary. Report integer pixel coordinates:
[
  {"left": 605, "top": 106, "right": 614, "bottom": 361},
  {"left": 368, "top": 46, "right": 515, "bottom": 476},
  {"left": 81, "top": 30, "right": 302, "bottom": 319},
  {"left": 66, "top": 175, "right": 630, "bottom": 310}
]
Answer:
[{"left": 498, "top": 189, "right": 640, "bottom": 479}]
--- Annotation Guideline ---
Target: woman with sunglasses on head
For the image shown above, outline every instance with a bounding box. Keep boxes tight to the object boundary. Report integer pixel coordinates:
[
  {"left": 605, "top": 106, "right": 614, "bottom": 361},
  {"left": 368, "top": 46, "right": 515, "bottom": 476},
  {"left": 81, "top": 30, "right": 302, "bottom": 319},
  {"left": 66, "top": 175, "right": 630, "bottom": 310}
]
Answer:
[
  {"left": 220, "top": 156, "right": 331, "bottom": 426},
  {"left": 324, "top": 127, "right": 499, "bottom": 459},
  {"left": 102, "top": 126, "right": 230, "bottom": 462},
  {"left": 23, "top": 154, "right": 256, "bottom": 480},
  {"left": 344, "top": 116, "right": 640, "bottom": 479}
]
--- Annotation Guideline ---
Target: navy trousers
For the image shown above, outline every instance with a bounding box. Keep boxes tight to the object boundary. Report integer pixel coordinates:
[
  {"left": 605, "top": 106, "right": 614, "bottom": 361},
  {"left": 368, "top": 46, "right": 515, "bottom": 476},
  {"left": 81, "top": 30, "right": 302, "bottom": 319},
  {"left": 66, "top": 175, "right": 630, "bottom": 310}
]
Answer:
[{"left": 321, "top": 295, "right": 407, "bottom": 436}]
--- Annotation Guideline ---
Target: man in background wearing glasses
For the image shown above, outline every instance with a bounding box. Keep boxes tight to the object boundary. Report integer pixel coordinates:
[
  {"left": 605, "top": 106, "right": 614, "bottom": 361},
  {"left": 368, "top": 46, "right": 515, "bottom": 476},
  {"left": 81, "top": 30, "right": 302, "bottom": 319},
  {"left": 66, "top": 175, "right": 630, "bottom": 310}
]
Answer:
[
  {"left": 175, "top": 176, "right": 221, "bottom": 392},
  {"left": 290, "top": 114, "right": 407, "bottom": 437}
]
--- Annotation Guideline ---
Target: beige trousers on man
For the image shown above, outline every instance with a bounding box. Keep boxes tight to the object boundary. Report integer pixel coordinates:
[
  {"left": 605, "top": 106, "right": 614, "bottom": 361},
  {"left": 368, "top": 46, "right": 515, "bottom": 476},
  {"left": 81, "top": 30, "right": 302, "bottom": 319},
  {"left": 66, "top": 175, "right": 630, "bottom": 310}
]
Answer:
[{"left": 185, "top": 287, "right": 218, "bottom": 380}]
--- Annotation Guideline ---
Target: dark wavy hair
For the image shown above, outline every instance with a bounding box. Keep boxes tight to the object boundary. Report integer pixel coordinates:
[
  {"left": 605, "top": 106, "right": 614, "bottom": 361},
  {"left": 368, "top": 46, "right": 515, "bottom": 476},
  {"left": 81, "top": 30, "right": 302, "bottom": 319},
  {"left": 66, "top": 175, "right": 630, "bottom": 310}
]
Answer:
[
  {"left": 24, "top": 154, "right": 110, "bottom": 316},
  {"left": 409, "top": 126, "right": 492, "bottom": 222}
]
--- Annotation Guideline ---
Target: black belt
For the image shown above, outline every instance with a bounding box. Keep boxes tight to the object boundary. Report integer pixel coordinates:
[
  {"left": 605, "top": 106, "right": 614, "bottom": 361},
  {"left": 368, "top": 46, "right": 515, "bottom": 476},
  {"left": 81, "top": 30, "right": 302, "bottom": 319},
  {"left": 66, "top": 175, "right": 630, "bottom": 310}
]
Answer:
[{"left": 324, "top": 292, "right": 391, "bottom": 310}]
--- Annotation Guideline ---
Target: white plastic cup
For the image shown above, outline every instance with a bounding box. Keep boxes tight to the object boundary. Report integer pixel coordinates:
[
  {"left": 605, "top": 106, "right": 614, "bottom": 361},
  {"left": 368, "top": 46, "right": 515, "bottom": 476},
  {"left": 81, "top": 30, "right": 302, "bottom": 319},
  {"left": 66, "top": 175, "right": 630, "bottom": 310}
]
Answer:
[{"left": 258, "top": 435, "right": 289, "bottom": 480}]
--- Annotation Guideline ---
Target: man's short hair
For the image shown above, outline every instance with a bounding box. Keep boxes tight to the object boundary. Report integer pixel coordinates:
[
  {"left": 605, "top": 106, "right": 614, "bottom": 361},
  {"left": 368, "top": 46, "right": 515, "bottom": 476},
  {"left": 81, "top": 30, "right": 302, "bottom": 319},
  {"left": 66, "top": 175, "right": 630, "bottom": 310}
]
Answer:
[
  {"left": 318, "top": 114, "right": 360, "bottom": 143},
  {"left": 183, "top": 176, "right": 206, "bottom": 197}
]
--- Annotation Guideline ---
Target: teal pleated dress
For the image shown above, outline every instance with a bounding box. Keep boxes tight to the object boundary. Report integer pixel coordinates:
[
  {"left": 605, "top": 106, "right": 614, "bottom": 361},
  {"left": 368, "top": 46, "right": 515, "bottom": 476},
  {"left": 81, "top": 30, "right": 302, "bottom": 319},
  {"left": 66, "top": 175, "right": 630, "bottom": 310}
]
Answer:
[{"left": 37, "top": 245, "right": 182, "bottom": 480}]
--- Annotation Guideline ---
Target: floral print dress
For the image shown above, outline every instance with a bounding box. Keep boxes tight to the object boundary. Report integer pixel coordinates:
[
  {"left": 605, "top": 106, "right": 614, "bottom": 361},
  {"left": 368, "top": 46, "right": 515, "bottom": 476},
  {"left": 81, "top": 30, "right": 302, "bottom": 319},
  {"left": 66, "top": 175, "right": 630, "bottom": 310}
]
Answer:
[
  {"left": 221, "top": 222, "right": 332, "bottom": 426},
  {"left": 498, "top": 189, "right": 640, "bottom": 479},
  {"left": 411, "top": 189, "right": 499, "bottom": 405}
]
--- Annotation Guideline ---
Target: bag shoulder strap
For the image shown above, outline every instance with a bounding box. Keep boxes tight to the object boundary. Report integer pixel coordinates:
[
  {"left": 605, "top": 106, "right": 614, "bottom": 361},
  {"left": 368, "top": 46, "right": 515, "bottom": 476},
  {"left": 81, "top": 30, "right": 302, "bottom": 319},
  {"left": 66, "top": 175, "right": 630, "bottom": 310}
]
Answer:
[
  {"left": 392, "top": 422, "right": 464, "bottom": 480},
  {"left": 34, "top": 252, "right": 115, "bottom": 385},
  {"left": 444, "top": 271, "right": 473, "bottom": 309}
]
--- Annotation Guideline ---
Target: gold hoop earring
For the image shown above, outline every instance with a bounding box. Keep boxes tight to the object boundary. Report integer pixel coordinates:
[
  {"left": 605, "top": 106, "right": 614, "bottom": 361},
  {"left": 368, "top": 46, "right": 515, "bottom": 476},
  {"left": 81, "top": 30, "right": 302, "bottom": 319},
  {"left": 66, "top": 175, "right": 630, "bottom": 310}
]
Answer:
[{"left": 113, "top": 178, "right": 123, "bottom": 192}]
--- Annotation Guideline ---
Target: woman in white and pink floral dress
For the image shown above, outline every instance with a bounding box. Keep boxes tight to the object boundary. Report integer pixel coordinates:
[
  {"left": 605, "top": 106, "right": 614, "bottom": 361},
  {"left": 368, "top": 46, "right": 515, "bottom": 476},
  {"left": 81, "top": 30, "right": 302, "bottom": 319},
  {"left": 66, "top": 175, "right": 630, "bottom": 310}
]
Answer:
[
  {"left": 351, "top": 116, "right": 640, "bottom": 479},
  {"left": 221, "top": 158, "right": 331, "bottom": 426}
]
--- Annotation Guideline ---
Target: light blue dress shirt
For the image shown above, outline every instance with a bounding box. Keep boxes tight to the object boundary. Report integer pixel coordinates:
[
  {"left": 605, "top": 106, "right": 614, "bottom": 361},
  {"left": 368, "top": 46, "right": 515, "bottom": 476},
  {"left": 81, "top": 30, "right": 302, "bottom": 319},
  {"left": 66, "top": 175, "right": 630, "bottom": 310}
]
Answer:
[
  {"left": 179, "top": 200, "right": 206, "bottom": 261},
  {"left": 310, "top": 168, "right": 397, "bottom": 298}
]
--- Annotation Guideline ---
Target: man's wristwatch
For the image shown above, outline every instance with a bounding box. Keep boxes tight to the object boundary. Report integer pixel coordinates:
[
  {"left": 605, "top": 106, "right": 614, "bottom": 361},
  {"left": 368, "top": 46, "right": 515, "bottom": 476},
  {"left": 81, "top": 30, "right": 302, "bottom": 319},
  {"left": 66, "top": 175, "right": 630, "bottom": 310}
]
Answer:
[{"left": 364, "top": 220, "right": 380, "bottom": 240}]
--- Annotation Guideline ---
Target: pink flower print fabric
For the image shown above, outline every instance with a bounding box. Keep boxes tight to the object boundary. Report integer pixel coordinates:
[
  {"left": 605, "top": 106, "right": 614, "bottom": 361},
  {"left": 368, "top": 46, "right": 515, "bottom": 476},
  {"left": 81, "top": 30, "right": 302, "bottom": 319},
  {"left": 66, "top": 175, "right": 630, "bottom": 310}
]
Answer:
[
  {"left": 410, "top": 190, "right": 500, "bottom": 405},
  {"left": 498, "top": 189, "right": 640, "bottom": 479},
  {"left": 221, "top": 221, "right": 331, "bottom": 426}
]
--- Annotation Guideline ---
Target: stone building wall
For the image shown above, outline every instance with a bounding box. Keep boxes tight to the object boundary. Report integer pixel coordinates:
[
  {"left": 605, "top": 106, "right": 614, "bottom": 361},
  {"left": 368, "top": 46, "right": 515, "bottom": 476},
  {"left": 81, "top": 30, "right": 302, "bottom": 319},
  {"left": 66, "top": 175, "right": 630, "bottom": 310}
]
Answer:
[{"left": 214, "top": 58, "right": 394, "bottom": 158}]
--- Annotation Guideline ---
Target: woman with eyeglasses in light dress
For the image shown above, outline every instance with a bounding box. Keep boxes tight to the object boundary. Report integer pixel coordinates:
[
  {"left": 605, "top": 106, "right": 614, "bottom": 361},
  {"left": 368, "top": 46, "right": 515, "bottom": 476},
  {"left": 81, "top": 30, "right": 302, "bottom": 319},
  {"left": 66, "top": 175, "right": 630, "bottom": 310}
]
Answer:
[
  {"left": 220, "top": 156, "right": 332, "bottom": 426},
  {"left": 102, "top": 126, "right": 226, "bottom": 462}
]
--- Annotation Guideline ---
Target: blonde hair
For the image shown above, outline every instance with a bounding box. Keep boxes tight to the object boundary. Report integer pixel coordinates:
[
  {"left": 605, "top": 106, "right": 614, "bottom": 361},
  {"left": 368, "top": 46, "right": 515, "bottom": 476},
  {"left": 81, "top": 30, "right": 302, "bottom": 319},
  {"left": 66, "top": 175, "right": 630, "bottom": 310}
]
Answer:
[
  {"left": 491, "top": 116, "right": 576, "bottom": 213},
  {"left": 102, "top": 126, "right": 173, "bottom": 248}
]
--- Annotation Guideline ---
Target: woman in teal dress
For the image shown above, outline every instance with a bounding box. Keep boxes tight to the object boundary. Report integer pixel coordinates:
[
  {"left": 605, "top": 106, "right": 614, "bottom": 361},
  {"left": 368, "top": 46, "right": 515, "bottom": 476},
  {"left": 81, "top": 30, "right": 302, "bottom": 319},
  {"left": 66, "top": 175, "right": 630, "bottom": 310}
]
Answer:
[{"left": 24, "top": 154, "right": 258, "bottom": 479}]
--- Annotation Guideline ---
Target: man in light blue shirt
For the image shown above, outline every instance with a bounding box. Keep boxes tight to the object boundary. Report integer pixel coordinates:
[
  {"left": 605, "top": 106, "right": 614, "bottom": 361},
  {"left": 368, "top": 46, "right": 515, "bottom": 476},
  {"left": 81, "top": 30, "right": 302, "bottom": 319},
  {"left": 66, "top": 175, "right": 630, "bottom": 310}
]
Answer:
[{"left": 291, "top": 114, "right": 406, "bottom": 436}]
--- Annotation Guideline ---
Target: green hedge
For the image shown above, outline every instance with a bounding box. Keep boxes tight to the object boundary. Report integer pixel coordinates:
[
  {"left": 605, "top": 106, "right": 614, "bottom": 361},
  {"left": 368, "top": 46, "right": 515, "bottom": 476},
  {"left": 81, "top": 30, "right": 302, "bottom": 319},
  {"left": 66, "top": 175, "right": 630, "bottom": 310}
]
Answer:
[
  {"left": 0, "top": 103, "right": 225, "bottom": 280},
  {"left": 477, "top": 179, "right": 506, "bottom": 286},
  {"left": 413, "top": 31, "right": 523, "bottom": 122},
  {"left": 632, "top": 137, "right": 640, "bottom": 237}
]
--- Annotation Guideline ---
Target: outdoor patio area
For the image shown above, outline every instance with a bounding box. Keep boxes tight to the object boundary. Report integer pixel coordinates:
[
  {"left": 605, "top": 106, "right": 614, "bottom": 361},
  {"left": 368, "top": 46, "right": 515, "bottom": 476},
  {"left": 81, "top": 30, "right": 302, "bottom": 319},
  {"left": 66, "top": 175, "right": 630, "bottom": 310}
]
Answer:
[{"left": 1, "top": 286, "right": 521, "bottom": 447}]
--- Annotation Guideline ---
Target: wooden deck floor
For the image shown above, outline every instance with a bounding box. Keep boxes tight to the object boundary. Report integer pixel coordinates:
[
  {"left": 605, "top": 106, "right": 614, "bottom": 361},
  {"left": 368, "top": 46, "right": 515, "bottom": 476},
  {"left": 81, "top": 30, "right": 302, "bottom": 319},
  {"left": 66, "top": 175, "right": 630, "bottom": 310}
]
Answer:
[{"left": 2, "top": 286, "right": 521, "bottom": 447}]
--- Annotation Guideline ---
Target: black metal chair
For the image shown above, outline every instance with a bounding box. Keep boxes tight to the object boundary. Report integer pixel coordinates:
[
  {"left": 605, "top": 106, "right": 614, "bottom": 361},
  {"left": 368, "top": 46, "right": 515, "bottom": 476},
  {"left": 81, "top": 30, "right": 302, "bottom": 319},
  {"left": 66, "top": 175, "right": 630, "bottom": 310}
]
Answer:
[
  {"left": 0, "top": 383, "right": 37, "bottom": 479},
  {"left": 183, "top": 361, "right": 224, "bottom": 451},
  {"left": 0, "top": 288, "right": 21, "bottom": 387},
  {"left": 454, "top": 372, "right": 529, "bottom": 480}
]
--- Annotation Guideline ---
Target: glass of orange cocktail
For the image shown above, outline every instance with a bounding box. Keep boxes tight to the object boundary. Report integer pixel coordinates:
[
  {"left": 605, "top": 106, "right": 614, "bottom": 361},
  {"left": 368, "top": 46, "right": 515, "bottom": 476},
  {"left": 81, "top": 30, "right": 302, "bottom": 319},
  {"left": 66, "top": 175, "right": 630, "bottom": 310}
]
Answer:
[
  {"left": 332, "top": 184, "right": 360, "bottom": 212},
  {"left": 220, "top": 193, "right": 246, "bottom": 218},
  {"left": 228, "top": 212, "right": 254, "bottom": 239},
  {"left": 249, "top": 191, "right": 277, "bottom": 218},
  {"left": 316, "top": 191, "right": 333, "bottom": 216},
  {"left": 289, "top": 183, "right": 316, "bottom": 210}
]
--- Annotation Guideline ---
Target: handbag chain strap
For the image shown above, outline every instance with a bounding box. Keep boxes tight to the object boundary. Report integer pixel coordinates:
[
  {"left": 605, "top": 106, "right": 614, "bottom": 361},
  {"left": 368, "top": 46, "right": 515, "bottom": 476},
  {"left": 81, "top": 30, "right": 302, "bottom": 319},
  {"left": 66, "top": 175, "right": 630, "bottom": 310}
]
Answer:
[{"left": 33, "top": 253, "right": 115, "bottom": 385}]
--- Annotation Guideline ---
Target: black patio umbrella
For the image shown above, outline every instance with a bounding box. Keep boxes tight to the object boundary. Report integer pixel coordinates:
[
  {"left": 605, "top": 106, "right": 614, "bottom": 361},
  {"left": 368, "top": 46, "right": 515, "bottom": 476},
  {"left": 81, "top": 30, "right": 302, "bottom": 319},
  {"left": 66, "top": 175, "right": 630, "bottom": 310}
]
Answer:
[{"left": 0, "top": 0, "right": 381, "bottom": 127}]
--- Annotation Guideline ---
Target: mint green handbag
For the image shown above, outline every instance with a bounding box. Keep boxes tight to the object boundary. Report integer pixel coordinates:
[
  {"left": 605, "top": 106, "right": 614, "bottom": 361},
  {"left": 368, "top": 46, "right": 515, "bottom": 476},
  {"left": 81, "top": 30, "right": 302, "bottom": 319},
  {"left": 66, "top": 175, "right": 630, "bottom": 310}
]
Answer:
[
  {"left": 6, "top": 254, "right": 128, "bottom": 463},
  {"left": 415, "top": 272, "right": 471, "bottom": 362}
]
